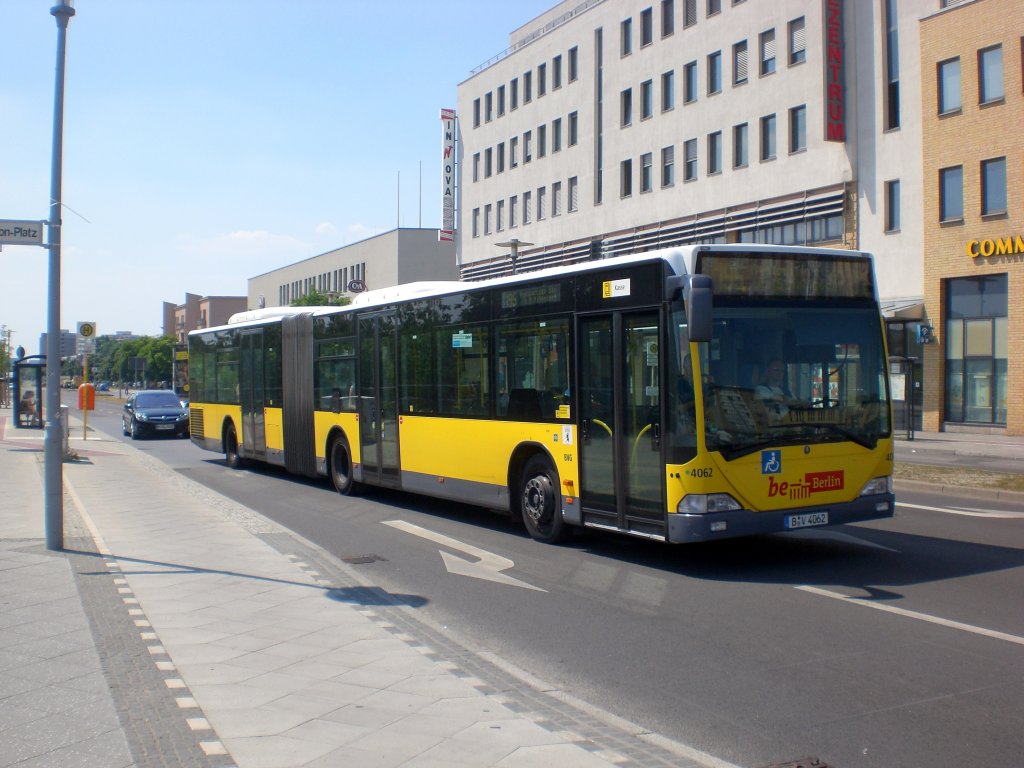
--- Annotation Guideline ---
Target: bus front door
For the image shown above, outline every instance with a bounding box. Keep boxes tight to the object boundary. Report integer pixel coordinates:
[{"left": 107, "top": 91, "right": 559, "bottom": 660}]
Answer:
[
  {"left": 358, "top": 314, "right": 400, "bottom": 488},
  {"left": 239, "top": 329, "right": 266, "bottom": 459},
  {"left": 579, "top": 311, "right": 664, "bottom": 536}
]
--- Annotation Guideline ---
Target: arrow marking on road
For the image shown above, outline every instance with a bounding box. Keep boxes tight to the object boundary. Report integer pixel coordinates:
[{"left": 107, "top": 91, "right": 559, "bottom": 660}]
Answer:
[
  {"left": 383, "top": 520, "right": 546, "bottom": 592},
  {"left": 896, "top": 502, "right": 1024, "bottom": 519}
]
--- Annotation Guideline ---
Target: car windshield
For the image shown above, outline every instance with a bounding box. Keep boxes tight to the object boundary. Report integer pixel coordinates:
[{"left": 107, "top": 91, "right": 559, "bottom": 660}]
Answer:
[{"left": 136, "top": 393, "right": 182, "bottom": 408}]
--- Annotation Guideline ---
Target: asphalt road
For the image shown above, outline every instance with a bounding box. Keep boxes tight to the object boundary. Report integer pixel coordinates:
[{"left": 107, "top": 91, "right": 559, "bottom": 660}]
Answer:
[{"left": 83, "top": 394, "right": 1024, "bottom": 768}]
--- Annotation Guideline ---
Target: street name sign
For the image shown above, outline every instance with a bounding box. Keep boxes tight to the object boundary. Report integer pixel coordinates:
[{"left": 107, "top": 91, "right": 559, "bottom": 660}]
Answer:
[{"left": 0, "top": 219, "right": 45, "bottom": 246}]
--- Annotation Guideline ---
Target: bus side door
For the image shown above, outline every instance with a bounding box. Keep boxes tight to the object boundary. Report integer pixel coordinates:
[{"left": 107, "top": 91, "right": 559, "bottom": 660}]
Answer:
[{"left": 358, "top": 313, "right": 400, "bottom": 488}]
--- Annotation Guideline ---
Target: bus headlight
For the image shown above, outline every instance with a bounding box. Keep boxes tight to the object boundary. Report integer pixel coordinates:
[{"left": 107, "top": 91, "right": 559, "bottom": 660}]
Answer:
[
  {"left": 678, "top": 493, "right": 742, "bottom": 514},
  {"left": 859, "top": 476, "right": 892, "bottom": 496}
]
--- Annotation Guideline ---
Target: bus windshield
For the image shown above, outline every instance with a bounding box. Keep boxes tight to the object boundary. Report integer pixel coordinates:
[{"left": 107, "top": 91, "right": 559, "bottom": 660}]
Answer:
[{"left": 674, "top": 304, "right": 891, "bottom": 460}]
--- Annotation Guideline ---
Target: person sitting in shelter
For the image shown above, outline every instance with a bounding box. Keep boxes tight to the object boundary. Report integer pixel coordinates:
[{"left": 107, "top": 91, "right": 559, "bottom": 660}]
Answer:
[{"left": 19, "top": 390, "right": 39, "bottom": 425}]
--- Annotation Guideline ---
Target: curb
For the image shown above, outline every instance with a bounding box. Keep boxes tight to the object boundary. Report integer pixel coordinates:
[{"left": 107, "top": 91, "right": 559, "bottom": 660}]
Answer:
[{"left": 894, "top": 477, "right": 1024, "bottom": 503}]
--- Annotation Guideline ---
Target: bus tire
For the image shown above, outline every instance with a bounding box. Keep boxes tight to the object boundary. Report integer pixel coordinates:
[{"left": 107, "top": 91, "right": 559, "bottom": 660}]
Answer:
[
  {"left": 519, "top": 455, "right": 571, "bottom": 544},
  {"left": 329, "top": 434, "right": 359, "bottom": 496},
  {"left": 224, "top": 423, "right": 244, "bottom": 469}
]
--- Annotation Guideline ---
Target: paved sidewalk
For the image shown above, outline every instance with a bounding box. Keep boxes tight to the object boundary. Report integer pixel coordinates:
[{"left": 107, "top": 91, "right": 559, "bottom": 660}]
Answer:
[{"left": 0, "top": 417, "right": 730, "bottom": 768}]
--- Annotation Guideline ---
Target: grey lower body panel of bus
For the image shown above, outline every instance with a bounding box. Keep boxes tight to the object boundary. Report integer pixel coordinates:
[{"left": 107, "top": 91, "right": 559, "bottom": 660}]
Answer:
[
  {"left": 666, "top": 493, "right": 896, "bottom": 543},
  {"left": 400, "top": 470, "right": 511, "bottom": 512}
]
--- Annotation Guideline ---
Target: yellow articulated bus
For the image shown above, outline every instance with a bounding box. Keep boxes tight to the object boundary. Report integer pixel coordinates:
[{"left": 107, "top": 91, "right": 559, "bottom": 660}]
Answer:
[{"left": 188, "top": 244, "right": 895, "bottom": 544}]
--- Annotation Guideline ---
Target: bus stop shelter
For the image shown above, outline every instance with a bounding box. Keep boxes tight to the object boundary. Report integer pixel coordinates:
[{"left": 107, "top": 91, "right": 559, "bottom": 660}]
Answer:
[{"left": 13, "top": 355, "right": 45, "bottom": 428}]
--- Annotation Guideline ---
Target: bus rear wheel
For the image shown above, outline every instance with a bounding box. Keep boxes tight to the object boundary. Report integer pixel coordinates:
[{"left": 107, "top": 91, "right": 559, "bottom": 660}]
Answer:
[
  {"left": 224, "top": 423, "right": 244, "bottom": 469},
  {"left": 329, "top": 435, "right": 359, "bottom": 496},
  {"left": 520, "top": 455, "right": 570, "bottom": 544}
]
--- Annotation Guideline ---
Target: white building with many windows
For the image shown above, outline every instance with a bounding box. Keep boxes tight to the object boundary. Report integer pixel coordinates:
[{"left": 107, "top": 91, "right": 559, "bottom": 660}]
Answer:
[{"left": 456, "top": 0, "right": 929, "bottom": 314}]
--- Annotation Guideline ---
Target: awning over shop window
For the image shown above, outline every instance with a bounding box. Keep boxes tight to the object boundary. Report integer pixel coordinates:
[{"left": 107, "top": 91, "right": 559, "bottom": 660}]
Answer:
[{"left": 880, "top": 298, "right": 924, "bottom": 320}]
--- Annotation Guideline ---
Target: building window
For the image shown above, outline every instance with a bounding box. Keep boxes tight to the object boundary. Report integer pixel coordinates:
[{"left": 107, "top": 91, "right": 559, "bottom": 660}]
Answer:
[
  {"left": 552, "top": 118, "right": 562, "bottom": 152},
  {"left": 733, "top": 122, "right": 748, "bottom": 168},
  {"left": 640, "top": 152, "right": 653, "bottom": 192},
  {"left": 537, "top": 63, "right": 547, "bottom": 97},
  {"left": 552, "top": 55, "right": 562, "bottom": 89},
  {"left": 662, "top": 70, "right": 675, "bottom": 111},
  {"left": 569, "top": 46, "right": 579, "bottom": 82},
  {"left": 484, "top": 204, "right": 492, "bottom": 235},
  {"left": 641, "top": 79, "right": 653, "bottom": 119},
  {"left": 760, "top": 114, "right": 776, "bottom": 161},
  {"left": 684, "top": 138, "right": 698, "bottom": 181},
  {"left": 944, "top": 274, "right": 1008, "bottom": 425},
  {"left": 496, "top": 142, "right": 505, "bottom": 173},
  {"left": 510, "top": 77, "right": 518, "bottom": 110},
  {"left": 510, "top": 195, "right": 518, "bottom": 228},
  {"left": 537, "top": 124, "right": 547, "bottom": 158},
  {"left": 473, "top": 98, "right": 480, "bottom": 127},
  {"left": 485, "top": 91, "right": 493, "bottom": 121},
  {"left": 537, "top": 186, "right": 547, "bottom": 220},
  {"left": 981, "top": 157, "right": 1007, "bottom": 216},
  {"left": 733, "top": 41, "right": 748, "bottom": 85},
  {"left": 788, "top": 17, "right": 805, "bottom": 65},
  {"left": 472, "top": 152, "right": 480, "bottom": 182},
  {"left": 789, "top": 105, "right": 806, "bottom": 153},
  {"left": 978, "top": 45, "right": 1004, "bottom": 103},
  {"left": 510, "top": 136, "right": 518, "bottom": 168},
  {"left": 641, "top": 7, "right": 653, "bottom": 46},
  {"left": 485, "top": 147, "right": 493, "bottom": 178},
  {"left": 759, "top": 29, "right": 776, "bottom": 76},
  {"left": 568, "top": 177, "right": 578, "bottom": 212},
  {"left": 707, "top": 51, "right": 722, "bottom": 94},
  {"left": 939, "top": 165, "right": 963, "bottom": 221},
  {"left": 938, "top": 58, "right": 962, "bottom": 114},
  {"left": 472, "top": 208, "right": 479, "bottom": 238},
  {"left": 621, "top": 17, "right": 633, "bottom": 56},
  {"left": 707, "top": 0, "right": 721, "bottom": 15},
  {"left": 497, "top": 85, "right": 505, "bottom": 116},
  {"left": 568, "top": 111, "right": 579, "bottom": 145},
  {"left": 661, "top": 145, "right": 675, "bottom": 187},
  {"left": 621, "top": 159, "right": 633, "bottom": 197},
  {"left": 524, "top": 130, "right": 532, "bottom": 163},
  {"left": 524, "top": 71, "right": 532, "bottom": 103},
  {"left": 684, "top": 0, "right": 697, "bottom": 28},
  {"left": 523, "top": 190, "right": 532, "bottom": 224},
  {"left": 885, "top": 179, "right": 900, "bottom": 232},
  {"left": 662, "top": 0, "right": 674, "bottom": 37},
  {"left": 621, "top": 88, "right": 633, "bottom": 127},
  {"left": 496, "top": 199, "right": 504, "bottom": 231},
  {"left": 552, "top": 181, "right": 562, "bottom": 216},
  {"left": 884, "top": 0, "right": 900, "bottom": 129},
  {"left": 707, "top": 131, "right": 722, "bottom": 175},
  {"left": 684, "top": 61, "right": 698, "bottom": 103}
]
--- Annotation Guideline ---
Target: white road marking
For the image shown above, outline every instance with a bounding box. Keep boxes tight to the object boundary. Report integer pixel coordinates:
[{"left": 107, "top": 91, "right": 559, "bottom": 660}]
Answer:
[
  {"left": 383, "top": 519, "right": 546, "bottom": 592},
  {"left": 896, "top": 501, "right": 1024, "bottom": 519},
  {"left": 796, "top": 585, "right": 1024, "bottom": 647}
]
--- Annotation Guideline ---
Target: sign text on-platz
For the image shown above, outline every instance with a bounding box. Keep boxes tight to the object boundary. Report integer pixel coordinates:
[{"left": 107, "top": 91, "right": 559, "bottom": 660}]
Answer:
[{"left": 0, "top": 220, "right": 45, "bottom": 247}]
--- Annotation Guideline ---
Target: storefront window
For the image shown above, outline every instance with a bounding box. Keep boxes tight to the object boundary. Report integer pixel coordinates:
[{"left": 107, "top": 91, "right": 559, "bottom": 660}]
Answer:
[{"left": 944, "top": 274, "right": 1007, "bottom": 425}]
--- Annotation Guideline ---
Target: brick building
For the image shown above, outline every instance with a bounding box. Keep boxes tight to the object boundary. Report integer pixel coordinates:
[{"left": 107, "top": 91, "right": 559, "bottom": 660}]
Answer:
[{"left": 920, "top": 0, "right": 1022, "bottom": 433}]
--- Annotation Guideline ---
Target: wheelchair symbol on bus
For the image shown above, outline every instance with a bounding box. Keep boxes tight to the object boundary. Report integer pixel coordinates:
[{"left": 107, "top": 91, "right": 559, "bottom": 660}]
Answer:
[{"left": 761, "top": 450, "right": 781, "bottom": 475}]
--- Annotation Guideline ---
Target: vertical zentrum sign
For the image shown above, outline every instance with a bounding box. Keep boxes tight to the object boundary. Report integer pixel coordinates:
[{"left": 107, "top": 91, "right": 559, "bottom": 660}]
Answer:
[
  {"left": 823, "top": 0, "right": 845, "bottom": 142},
  {"left": 440, "top": 108, "right": 456, "bottom": 242}
]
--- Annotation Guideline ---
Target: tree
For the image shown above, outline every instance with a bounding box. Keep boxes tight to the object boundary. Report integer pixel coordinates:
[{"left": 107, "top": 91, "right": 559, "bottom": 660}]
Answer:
[{"left": 291, "top": 289, "right": 351, "bottom": 307}]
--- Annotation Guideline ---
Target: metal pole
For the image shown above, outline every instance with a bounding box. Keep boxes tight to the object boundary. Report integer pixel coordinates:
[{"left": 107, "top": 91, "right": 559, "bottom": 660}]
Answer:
[{"left": 44, "top": 0, "right": 75, "bottom": 551}]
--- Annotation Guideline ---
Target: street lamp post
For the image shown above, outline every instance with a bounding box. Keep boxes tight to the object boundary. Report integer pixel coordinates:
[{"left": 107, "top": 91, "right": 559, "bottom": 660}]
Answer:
[
  {"left": 495, "top": 238, "right": 533, "bottom": 275},
  {"left": 44, "top": 0, "right": 75, "bottom": 551}
]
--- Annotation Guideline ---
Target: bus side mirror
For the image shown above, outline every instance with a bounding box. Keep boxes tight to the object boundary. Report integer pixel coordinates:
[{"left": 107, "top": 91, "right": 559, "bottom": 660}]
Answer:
[{"left": 685, "top": 275, "right": 713, "bottom": 342}]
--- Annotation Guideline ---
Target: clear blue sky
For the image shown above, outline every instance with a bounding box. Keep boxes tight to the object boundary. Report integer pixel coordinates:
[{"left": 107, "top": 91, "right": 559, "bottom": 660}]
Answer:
[{"left": 1, "top": 0, "right": 553, "bottom": 353}]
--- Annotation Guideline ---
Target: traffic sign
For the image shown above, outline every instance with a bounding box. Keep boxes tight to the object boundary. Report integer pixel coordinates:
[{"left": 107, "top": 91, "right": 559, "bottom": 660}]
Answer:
[
  {"left": 0, "top": 219, "right": 44, "bottom": 247},
  {"left": 77, "top": 322, "right": 96, "bottom": 338}
]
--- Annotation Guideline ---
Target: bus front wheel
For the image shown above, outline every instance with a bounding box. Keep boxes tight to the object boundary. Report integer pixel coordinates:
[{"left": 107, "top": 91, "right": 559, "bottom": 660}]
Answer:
[
  {"left": 224, "top": 423, "right": 244, "bottom": 469},
  {"left": 520, "top": 455, "right": 570, "bottom": 544},
  {"left": 329, "top": 435, "right": 359, "bottom": 496}
]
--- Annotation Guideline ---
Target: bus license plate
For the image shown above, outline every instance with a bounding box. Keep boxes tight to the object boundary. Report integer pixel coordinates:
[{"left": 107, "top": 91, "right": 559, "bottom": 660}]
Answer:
[{"left": 785, "top": 511, "right": 828, "bottom": 529}]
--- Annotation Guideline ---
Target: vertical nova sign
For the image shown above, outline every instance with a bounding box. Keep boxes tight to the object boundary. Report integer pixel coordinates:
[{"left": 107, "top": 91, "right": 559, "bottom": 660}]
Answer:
[
  {"left": 824, "top": 0, "right": 845, "bottom": 142},
  {"left": 440, "top": 108, "right": 456, "bottom": 242}
]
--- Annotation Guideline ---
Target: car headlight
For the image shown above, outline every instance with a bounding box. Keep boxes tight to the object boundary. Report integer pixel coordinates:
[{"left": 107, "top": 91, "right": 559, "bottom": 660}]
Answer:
[
  {"left": 678, "top": 493, "right": 742, "bottom": 514},
  {"left": 859, "top": 475, "right": 893, "bottom": 496},
  {"left": 135, "top": 412, "right": 149, "bottom": 422}
]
